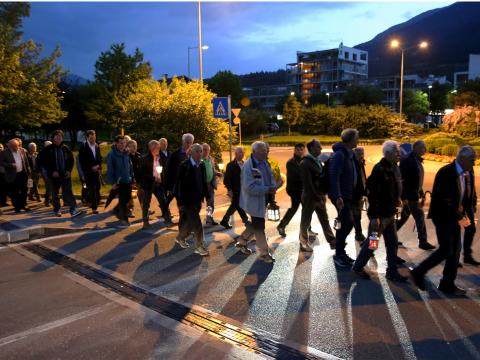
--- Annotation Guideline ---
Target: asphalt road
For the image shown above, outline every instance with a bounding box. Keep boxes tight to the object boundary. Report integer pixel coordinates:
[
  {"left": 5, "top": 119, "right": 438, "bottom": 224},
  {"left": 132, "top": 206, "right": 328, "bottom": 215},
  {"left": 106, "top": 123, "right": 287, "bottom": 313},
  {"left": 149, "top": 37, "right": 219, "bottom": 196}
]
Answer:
[{"left": 1, "top": 145, "right": 480, "bottom": 360}]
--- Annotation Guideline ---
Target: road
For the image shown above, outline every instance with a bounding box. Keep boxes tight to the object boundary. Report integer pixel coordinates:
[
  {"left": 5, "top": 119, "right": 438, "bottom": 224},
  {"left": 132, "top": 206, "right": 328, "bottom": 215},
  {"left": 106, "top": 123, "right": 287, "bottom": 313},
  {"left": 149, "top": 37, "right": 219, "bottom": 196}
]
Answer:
[{"left": 0, "top": 145, "right": 479, "bottom": 360}]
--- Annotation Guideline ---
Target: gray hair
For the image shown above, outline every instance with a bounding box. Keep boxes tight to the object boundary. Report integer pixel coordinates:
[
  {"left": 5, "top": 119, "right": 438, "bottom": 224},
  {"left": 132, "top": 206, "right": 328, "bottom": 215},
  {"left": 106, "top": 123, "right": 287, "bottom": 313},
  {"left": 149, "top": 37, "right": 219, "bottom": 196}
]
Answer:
[
  {"left": 353, "top": 147, "right": 364, "bottom": 156},
  {"left": 341, "top": 128, "right": 359, "bottom": 143},
  {"left": 190, "top": 143, "right": 203, "bottom": 153},
  {"left": 382, "top": 140, "right": 399, "bottom": 156},
  {"left": 28, "top": 142, "right": 37, "bottom": 150},
  {"left": 159, "top": 137, "right": 168, "bottom": 145},
  {"left": 457, "top": 145, "right": 476, "bottom": 160},
  {"left": 413, "top": 140, "right": 426, "bottom": 149},
  {"left": 182, "top": 133, "right": 194, "bottom": 144},
  {"left": 251, "top": 141, "right": 267, "bottom": 153},
  {"left": 234, "top": 146, "right": 244, "bottom": 154},
  {"left": 148, "top": 140, "right": 160, "bottom": 150},
  {"left": 202, "top": 143, "right": 210, "bottom": 151},
  {"left": 124, "top": 135, "right": 132, "bottom": 142},
  {"left": 127, "top": 140, "right": 137, "bottom": 147}
]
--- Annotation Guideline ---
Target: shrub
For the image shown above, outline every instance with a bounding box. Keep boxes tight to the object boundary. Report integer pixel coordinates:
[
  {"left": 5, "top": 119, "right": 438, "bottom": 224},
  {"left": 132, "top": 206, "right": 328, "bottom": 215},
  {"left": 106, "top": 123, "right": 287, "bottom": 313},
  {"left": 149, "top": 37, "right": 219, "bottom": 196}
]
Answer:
[
  {"left": 424, "top": 132, "right": 465, "bottom": 154},
  {"left": 440, "top": 144, "right": 459, "bottom": 156}
]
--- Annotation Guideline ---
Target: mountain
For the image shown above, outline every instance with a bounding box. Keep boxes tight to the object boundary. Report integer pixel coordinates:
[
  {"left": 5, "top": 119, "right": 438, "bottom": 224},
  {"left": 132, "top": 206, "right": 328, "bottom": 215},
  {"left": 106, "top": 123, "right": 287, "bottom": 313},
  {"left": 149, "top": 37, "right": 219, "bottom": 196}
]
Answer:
[
  {"left": 62, "top": 73, "right": 89, "bottom": 86},
  {"left": 356, "top": 2, "right": 480, "bottom": 80}
]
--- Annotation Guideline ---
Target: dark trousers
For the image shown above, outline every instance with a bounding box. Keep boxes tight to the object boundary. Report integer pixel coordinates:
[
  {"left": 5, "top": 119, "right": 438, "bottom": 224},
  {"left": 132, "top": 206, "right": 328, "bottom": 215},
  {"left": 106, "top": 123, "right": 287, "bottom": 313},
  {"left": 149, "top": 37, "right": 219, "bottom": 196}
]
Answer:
[
  {"left": 85, "top": 172, "right": 101, "bottom": 210},
  {"left": 335, "top": 200, "right": 354, "bottom": 257},
  {"left": 41, "top": 175, "right": 51, "bottom": 204},
  {"left": 396, "top": 200, "right": 427, "bottom": 244},
  {"left": 463, "top": 209, "right": 476, "bottom": 258},
  {"left": 142, "top": 182, "right": 171, "bottom": 224},
  {"left": 353, "top": 216, "right": 399, "bottom": 274},
  {"left": 48, "top": 177, "right": 77, "bottom": 213},
  {"left": 352, "top": 198, "right": 364, "bottom": 238},
  {"left": 415, "top": 221, "right": 461, "bottom": 286},
  {"left": 238, "top": 216, "right": 269, "bottom": 255},
  {"left": 300, "top": 194, "right": 335, "bottom": 242},
  {"left": 115, "top": 183, "right": 132, "bottom": 221},
  {"left": 279, "top": 191, "right": 302, "bottom": 228},
  {"left": 28, "top": 174, "right": 40, "bottom": 200},
  {"left": 0, "top": 173, "right": 8, "bottom": 205},
  {"left": 206, "top": 183, "right": 215, "bottom": 215},
  {"left": 9, "top": 171, "right": 28, "bottom": 211},
  {"left": 177, "top": 204, "right": 204, "bottom": 247},
  {"left": 222, "top": 192, "right": 248, "bottom": 224}
]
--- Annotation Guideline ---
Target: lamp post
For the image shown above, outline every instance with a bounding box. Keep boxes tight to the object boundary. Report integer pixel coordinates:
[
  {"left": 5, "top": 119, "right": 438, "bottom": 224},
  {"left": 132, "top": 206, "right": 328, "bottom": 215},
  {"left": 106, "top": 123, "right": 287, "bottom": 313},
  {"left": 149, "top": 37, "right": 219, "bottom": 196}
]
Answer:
[
  {"left": 188, "top": 45, "right": 208, "bottom": 79},
  {"left": 390, "top": 39, "right": 428, "bottom": 134},
  {"left": 326, "top": 92, "right": 330, "bottom": 107}
]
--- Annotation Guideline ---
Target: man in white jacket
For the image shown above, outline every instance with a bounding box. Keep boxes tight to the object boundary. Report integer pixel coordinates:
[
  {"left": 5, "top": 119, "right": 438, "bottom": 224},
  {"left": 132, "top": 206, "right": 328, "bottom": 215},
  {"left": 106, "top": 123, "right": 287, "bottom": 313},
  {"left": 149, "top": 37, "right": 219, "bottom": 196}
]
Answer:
[{"left": 236, "top": 141, "right": 277, "bottom": 263}]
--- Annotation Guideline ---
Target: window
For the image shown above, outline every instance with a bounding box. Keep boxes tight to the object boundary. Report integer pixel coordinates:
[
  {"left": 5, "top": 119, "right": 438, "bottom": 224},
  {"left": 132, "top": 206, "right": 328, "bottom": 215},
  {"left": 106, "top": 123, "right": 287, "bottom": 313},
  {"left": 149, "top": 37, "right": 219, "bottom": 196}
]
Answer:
[
  {"left": 344, "top": 52, "right": 349, "bottom": 59},
  {"left": 360, "top": 53, "right": 367, "bottom": 61},
  {"left": 353, "top": 53, "right": 357, "bottom": 61}
]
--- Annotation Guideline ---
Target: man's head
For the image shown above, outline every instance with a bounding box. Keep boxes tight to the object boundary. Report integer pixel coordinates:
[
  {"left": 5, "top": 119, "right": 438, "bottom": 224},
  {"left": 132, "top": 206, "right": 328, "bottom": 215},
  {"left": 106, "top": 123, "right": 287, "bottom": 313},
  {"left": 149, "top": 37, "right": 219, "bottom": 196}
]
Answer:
[
  {"left": 0, "top": 143, "right": 3, "bottom": 151},
  {"left": 28, "top": 143, "right": 37, "bottom": 154},
  {"left": 341, "top": 128, "right": 359, "bottom": 149},
  {"left": 354, "top": 147, "right": 365, "bottom": 162},
  {"left": 159, "top": 138, "right": 168, "bottom": 152},
  {"left": 44, "top": 141, "right": 52, "bottom": 148},
  {"left": 202, "top": 143, "right": 210, "bottom": 159},
  {"left": 456, "top": 145, "right": 476, "bottom": 172},
  {"left": 294, "top": 143, "right": 306, "bottom": 158},
  {"left": 190, "top": 143, "right": 203, "bottom": 162},
  {"left": 251, "top": 141, "right": 268, "bottom": 162},
  {"left": 114, "top": 135, "right": 126, "bottom": 151},
  {"left": 124, "top": 135, "right": 132, "bottom": 142},
  {"left": 306, "top": 139, "right": 322, "bottom": 158},
  {"left": 148, "top": 140, "right": 160, "bottom": 157},
  {"left": 182, "top": 133, "right": 194, "bottom": 152},
  {"left": 86, "top": 130, "right": 96, "bottom": 144},
  {"left": 8, "top": 139, "right": 19, "bottom": 152},
  {"left": 14, "top": 138, "right": 23, "bottom": 148},
  {"left": 234, "top": 146, "right": 245, "bottom": 162},
  {"left": 52, "top": 130, "right": 64, "bottom": 146},
  {"left": 412, "top": 140, "right": 426, "bottom": 157},
  {"left": 127, "top": 140, "right": 137, "bottom": 154},
  {"left": 382, "top": 140, "right": 400, "bottom": 164}
]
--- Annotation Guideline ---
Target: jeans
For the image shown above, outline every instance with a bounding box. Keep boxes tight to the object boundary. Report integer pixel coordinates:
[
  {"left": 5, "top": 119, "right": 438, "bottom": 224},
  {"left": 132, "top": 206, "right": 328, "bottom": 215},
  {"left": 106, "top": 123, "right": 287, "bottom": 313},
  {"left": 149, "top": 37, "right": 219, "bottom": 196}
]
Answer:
[
  {"left": 48, "top": 177, "right": 77, "bottom": 213},
  {"left": 335, "top": 200, "right": 354, "bottom": 257},
  {"left": 396, "top": 200, "right": 427, "bottom": 244},
  {"left": 222, "top": 192, "right": 248, "bottom": 224},
  {"left": 238, "top": 216, "right": 269, "bottom": 255},
  {"left": 142, "top": 182, "right": 171, "bottom": 224},
  {"left": 177, "top": 204, "right": 205, "bottom": 248},
  {"left": 279, "top": 191, "right": 301, "bottom": 228},
  {"left": 300, "top": 194, "right": 335, "bottom": 243}
]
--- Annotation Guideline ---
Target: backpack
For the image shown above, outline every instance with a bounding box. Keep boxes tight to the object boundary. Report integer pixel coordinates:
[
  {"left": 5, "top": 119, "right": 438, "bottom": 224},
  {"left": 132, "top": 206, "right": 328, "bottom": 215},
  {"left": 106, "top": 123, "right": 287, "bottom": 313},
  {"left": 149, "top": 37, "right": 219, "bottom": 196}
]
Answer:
[{"left": 399, "top": 143, "right": 412, "bottom": 161}]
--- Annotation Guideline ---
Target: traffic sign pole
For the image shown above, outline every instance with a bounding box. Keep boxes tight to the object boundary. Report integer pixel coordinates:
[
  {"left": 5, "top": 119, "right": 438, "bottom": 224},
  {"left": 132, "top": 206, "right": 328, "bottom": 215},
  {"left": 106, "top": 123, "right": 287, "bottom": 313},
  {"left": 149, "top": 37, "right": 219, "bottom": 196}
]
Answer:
[{"left": 228, "top": 95, "right": 232, "bottom": 162}]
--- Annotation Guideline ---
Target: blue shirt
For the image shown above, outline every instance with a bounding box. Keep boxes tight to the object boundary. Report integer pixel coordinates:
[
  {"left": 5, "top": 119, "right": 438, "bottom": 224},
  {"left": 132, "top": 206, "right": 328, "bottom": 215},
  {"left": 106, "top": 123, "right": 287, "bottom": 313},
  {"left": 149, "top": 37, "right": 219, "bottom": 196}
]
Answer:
[{"left": 252, "top": 156, "right": 272, "bottom": 187}]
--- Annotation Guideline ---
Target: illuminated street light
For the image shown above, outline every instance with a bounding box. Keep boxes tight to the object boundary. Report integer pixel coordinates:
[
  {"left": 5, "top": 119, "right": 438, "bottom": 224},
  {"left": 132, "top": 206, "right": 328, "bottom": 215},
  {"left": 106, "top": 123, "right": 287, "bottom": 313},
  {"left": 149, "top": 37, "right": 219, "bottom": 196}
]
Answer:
[
  {"left": 326, "top": 92, "right": 330, "bottom": 107},
  {"left": 188, "top": 45, "right": 209, "bottom": 79},
  {"left": 290, "top": 91, "right": 295, "bottom": 96}
]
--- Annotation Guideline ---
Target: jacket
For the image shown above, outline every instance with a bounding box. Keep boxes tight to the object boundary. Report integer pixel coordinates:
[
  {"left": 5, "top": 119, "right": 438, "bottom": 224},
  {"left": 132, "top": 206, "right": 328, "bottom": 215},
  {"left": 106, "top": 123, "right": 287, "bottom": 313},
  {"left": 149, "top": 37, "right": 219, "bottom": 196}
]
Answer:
[
  {"left": 367, "top": 158, "right": 401, "bottom": 219},
  {"left": 399, "top": 152, "right": 424, "bottom": 201},
  {"left": 286, "top": 155, "right": 303, "bottom": 194},
  {"left": 354, "top": 159, "right": 367, "bottom": 200},
  {"left": 329, "top": 142, "right": 357, "bottom": 201},
  {"left": 78, "top": 141, "right": 102, "bottom": 176},
  {"left": 106, "top": 146, "right": 133, "bottom": 185},
  {"left": 165, "top": 147, "right": 189, "bottom": 192},
  {"left": 239, "top": 155, "right": 276, "bottom": 218},
  {"left": 129, "top": 152, "right": 142, "bottom": 182},
  {"left": 175, "top": 158, "right": 209, "bottom": 207},
  {"left": 137, "top": 153, "right": 162, "bottom": 190},
  {"left": 37, "top": 143, "right": 74, "bottom": 179},
  {"left": 159, "top": 150, "right": 171, "bottom": 182},
  {"left": 0, "top": 148, "right": 31, "bottom": 183},
  {"left": 428, "top": 161, "right": 476, "bottom": 224},
  {"left": 224, "top": 160, "right": 242, "bottom": 194},
  {"left": 300, "top": 155, "right": 324, "bottom": 202}
]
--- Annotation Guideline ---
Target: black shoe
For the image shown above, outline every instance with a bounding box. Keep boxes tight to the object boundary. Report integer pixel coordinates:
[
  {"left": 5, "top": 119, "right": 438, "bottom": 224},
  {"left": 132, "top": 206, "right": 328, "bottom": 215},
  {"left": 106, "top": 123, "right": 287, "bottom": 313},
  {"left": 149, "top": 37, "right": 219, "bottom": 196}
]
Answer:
[
  {"left": 277, "top": 225, "right": 286, "bottom": 237},
  {"left": 164, "top": 219, "right": 175, "bottom": 227},
  {"left": 355, "top": 234, "right": 366, "bottom": 242},
  {"left": 235, "top": 243, "right": 253, "bottom": 255},
  {"left": 353, "top": 267, "right": 371, "bottom": 280},
  {"left": 397, "top": 241, "right": 404, "bottom": 246},
  {"left": 23, "top": 207, "right": 32, "bottom": 212},
  {"left": 334, "top": 255, "right": 352, "bottom": 268},
  {"left": 345, "top": 254, "right": 355, "bottom": 263},
  {"left": 386, "top": 271, "right": 408, "bottom": 282},
  {"left": 308, "top": 228, "right": 318, "bottom": 236},
  {"left": 396, "top": 256, "right": 406, "bottom": 265},
  {"left": 327, "top": 238, "right": 336, "bottom": 250},
  {"left": 464, "top": 256, "right": 480, "bottom": 266},
  {"left": 438, "top": 283, "right": 466, "bottom": 296},
  {"left": 220, "top": 219, "right": 232, "bottom": 229},
  {"left": 206, "top": 218, "right": 219, "bottom": 226},
  {"left": 409, "top": 267, "right": 425, "bottom": 290},
  {"left": 419, "top": 242, "right": 436, "bottom": 250}
]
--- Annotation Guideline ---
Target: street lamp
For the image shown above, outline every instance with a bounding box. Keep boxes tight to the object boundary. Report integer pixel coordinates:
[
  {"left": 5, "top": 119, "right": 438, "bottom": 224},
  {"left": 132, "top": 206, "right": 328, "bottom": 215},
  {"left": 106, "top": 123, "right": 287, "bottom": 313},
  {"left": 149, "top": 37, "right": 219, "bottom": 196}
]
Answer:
[
  {"left": 428, "top": 84, "right": 432, "bottom": 104},
  {"left": 326, "top": 92, "right": 330, "bottom": 107},
  {"left": 187, "top": 45, "right": 209, "bottom": 79},
  {"left": 390, "top": 39, "right": 428, "bottom": 133},
  {"left": 290, "top": 91, "right": 295, "bottom": 96}
]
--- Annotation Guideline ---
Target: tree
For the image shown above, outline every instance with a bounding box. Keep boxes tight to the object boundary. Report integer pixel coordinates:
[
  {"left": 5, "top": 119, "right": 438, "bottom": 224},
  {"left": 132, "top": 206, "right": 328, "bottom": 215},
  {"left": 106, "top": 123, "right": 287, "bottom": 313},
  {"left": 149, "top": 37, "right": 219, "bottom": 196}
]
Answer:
[
  {"left": 86, "top": 43, "right": 152, "bottom": 132},
  {"left": 206, "top": 70, "right": 244, "bottom": 107},
  {"left": 0, "top": 2, "right": 65, "bottom": 131},
  {"left": 308, "top": 92, "right": 329, "bottom": 106},
  {"left": 429, "top": 82, "right": 452, "bottom": 113},
  {"left": 403, "top": 90, "right": 429, "bottom": 122},
  {"left": 239, "top": 108, "right": 268, "bottom": 137},
  {"left": 282, "top": 95, "right": 302, "bottom": 135},
  {"left": 453, "top": 79, "right": 480, "bottom": 107},
  {"left": 343, "top": 85, "right": 384, "bottom": 106}
]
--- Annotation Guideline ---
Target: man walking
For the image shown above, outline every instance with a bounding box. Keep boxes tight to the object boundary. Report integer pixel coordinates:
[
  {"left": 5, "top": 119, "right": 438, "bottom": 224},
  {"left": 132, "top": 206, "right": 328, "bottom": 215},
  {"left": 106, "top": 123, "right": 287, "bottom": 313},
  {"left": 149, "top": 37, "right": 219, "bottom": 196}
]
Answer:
[
  {"left": 79, "top": 130, "right": 102, "bottom": 214},
  {"left": 352, "top": 141, "right": 408, "bottom": 281},
  {"left": 236, "top": 141, "right": 277, "bottom": 263},
  {"left": 298, "top": 140, "right": 336, "bottom": 251},
  {"left": 165, "top": 133, "right": 194, "bottom": 199},
  {"left": 329, "top": 128, "right": 360, "bottom": 267},
  {"left": 352, "top": 147, "right": 367, "bottom": 242},
  {"left": 38, "top": 131, "right": 81, "bottom": 218},
  {"left": 159, "top": 137, "right": 172, "bottom": 215},
  {"left": 220, "top": 146, "right": 249, "bottom": 229},
  {"left": 107, "top": 135, "right": 134, "bottom": 228},
  {"left": 174, "top": 143, "right": 210, "bottom": 256},
  {"left": 202, "top": 143, "right": 221, "bottom": 225},
  {"left": 277, "top": 143, "right": 305, "bottom": 237},
  {"left": 27, "top": 142, "right": 41, "bottom": 202},
  {"left": 396, "top": 140, "right": 435, "bottom": 250},
  {"left": 411, "top": 146, "right": 477, "bottom": 295}
]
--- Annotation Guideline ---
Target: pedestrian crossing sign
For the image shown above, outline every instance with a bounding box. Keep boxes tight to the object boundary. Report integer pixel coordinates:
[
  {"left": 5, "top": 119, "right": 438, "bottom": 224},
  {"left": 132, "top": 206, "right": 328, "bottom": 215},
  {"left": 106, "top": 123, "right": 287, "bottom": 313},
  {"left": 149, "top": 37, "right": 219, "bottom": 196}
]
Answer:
[{"left": 213, "top": 97, "right": 230, "bottom": 119}]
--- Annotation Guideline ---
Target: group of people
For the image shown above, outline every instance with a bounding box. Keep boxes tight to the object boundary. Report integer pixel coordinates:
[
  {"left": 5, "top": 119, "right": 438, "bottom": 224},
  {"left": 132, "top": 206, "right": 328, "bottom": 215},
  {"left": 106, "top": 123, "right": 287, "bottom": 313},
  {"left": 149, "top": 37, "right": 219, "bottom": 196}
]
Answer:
[{"left": 0, "top": 127, "right": 478, "bottom": 294}]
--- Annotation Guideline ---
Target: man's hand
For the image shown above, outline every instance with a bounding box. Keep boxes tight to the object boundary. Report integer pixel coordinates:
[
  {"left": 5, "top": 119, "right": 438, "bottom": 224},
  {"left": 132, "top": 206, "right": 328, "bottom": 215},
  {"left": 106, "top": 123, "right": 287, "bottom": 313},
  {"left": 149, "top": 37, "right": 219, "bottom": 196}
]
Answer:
[
  {"left": 459, "top": 216, "right": 471, "bottom": 228},
  {"left": 336, "top": 197, "right": 344, "bottom": 211},
  {"left": 92, "top": 165, "right": 100, "bottom": 172},
  {"left": 52, "top": 171, "right": 59, "bottom": 178}
]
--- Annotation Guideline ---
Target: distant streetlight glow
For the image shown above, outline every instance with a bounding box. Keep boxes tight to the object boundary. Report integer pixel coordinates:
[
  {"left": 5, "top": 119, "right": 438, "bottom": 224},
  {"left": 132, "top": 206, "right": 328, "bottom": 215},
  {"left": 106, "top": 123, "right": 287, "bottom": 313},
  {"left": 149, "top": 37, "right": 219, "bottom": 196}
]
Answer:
[
  {"left": 290, "top": 91, "right": 295, "bottom": 96},
  {"left": 420, "top": 41, "right": 428, "bottom": 48},
  {"left": 188, "top": 44, "right": 209, "bottom": 79}
]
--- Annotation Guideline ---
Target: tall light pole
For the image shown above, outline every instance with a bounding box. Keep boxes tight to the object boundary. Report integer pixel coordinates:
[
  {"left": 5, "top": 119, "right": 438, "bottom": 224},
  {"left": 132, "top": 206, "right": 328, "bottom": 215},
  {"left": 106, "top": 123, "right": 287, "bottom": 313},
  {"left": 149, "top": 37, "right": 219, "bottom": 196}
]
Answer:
[
  {"left": 197, "top": 0, "right": 204, "bottom": 83},
  {"left": 326, "top": 92, "right": 330, "bottom": 107},
  {"left": 188, "top": 45, "right": 208, "bottom": 79}
]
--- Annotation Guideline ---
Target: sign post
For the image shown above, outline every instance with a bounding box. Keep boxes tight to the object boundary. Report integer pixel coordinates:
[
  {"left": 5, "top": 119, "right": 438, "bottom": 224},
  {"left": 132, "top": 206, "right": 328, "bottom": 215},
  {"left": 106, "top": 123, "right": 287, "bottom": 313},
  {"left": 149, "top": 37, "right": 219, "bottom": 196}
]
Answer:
[
  {"left": 232, "top": 108, "right": 241, "bottom": 145},
  {"left": 213, "top": 96, "right": 232, "bottom": 161}
]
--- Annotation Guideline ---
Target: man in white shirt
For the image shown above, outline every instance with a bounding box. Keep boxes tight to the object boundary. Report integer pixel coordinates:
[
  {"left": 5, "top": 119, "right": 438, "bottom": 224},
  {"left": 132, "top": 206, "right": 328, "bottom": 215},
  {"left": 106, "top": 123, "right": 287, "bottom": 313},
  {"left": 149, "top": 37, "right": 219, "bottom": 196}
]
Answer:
[{"left": 79, "top": 130, "right": 102, "bottom": 214}]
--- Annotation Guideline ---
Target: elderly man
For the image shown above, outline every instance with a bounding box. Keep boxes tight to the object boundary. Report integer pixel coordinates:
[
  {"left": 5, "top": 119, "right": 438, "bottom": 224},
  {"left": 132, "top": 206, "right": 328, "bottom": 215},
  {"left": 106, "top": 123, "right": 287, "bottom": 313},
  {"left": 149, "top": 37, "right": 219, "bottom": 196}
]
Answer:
[
  {"left": 139, "top": 140, "right": 173, "bottom": 229},
  {"left": 79, "top": 130, "right": 102, "bottom": 214},
  {"left": 352, "top": 141, "right": 408, "bottom": 281},
  {"left": 236, "top": 141, "right": 277, "bottom": 263},
  {"left": 411, "top": 146, "right": 477, "bottom": 295},
  {"left": 221, "top": 146, "right": 249, "bottom": 228},
  {"left": 352, "top": 147, "right": 367, "bottom": 242},
  {"left": 174, "top": 143, "right": 210, "bottom": 256},
  {"left": 27, "top": 142, "right": 41, "bottom": 202},
  {"left": 202, "top": 143, "right": 222, "bottom": 225},
  {"left": 0, "top": 143, "right": 6, "bottom": 207},
  {"left": 329, "top": 128, "right": 360, "bottom": 268},
  {"left": 165, "top": 133, "right": 194, "bottom": 199},
  {"left": 0, "top": 139, "right": 31, "bottom": 213}
]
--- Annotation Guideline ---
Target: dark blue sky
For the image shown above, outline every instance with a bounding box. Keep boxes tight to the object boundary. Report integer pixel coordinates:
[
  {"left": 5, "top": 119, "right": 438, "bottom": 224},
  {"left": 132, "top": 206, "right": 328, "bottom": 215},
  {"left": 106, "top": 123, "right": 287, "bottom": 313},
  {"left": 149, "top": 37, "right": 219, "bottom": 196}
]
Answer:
[{"left": 22, "top": 1, "right": 452, "bottom": 80}]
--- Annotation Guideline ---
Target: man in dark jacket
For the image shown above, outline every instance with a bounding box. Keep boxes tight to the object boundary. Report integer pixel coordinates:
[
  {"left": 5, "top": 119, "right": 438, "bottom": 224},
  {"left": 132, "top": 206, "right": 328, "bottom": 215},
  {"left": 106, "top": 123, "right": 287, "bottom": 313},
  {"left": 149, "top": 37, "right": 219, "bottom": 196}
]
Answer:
[
  {"left": 158, "top": 137, "right": 172, "bottom": 214},
  {"left": 329, "top": 128, "right": 360, "bottom": 267},
  {"left": 79, "top": 130, "right": 102, "bottom": 214},
  {"left": 165, "top": 133, "right": 194, "bottom": 197},
  {"left": 299, "top": 139, "right": 336, "bottom": 252},
  {"left": 220, "top": 146, "right": 248, "bottom": 228},
  {"left": 26, "top": 142, "right": 40, "bottom": 202},
  {"left": 352, "top": 147, "right": 367, "bottom": 242},
  {"left": 139, "top": 140, "right": 173, "bottom": 229},
  {"left": 0, "top": 143, "right": 6, "bottom": 207},
  {"left": 352, "top": 141, "right": 408, "bottom": 282},
  {"left": 38, "top": 130, "right": 81, "bottom": 218},
  {"left": 411, "top": 146, "right": 477, "bottom": 295},
  {"left": 277, "top": 143, "right": 305, "bottom": 237},
  {"left": 0, "top": 139, "right": 31, "bottom": 213},
  {"left": 127, "top": 139, "right": 143, "bottom": 212},
  {"left": 174, "top": 143, "right": 210, "bottom": 256},
  {"left": 396, "top": 140, "right": 435, "bottom": 250}
]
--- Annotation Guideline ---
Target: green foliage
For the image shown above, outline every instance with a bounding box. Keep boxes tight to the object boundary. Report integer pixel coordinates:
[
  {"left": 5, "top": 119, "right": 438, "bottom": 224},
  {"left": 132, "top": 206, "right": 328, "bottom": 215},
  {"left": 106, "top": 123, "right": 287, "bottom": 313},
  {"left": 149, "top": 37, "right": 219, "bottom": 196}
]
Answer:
[
  {"left": 452, "top": 80, "right": 480, "bottom": 107},
  {"left": 343, "top": 85, "right": 384, "bottom": 106},
  {"left": 403, "top": 89, "right": 429, "bottom": 121},
  {"left": 282, "top": 95, "right": 302, "bottom": 135},
  {"left": 239, "top": 108, "right": 268, "bottom": 137},
  {"left": 206, "top": 70, "right": 244, "bottom": 107},
  {"left": 0, "top": 2, "right": 66, "bottom": 130},
  {"left": 424, "top": 132, "right": 465, "bottom": 153},
  {"left": 440, "top": 143, "right": 459, "bottom": 156},
  {"left": 429, "top": 82, "right": 452, "bottom": 113}
]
